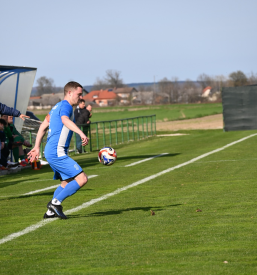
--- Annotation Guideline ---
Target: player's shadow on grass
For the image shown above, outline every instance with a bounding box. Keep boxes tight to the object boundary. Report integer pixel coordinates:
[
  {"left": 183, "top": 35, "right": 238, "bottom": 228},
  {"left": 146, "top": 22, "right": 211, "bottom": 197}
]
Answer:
[
  {"left": 76, "top": 158, "right": 102, "bottom": 167},
  {"left": 68, "top": 204, "right": 182, "bottom": 218},
  {"left": 0, "top": 191, "right": 55, "bottom": 201},
  {"left": 110, "top": 153, "right": 180, "bottom": 162},
  {"left": 0, "top": 177, "right": 44, "bottom": 189},
  {"left": 76, "top": 153, "right": 180, "bottom": 167},
  {"left": 0, "top": 189, "right": 95, "bottom": 201}
]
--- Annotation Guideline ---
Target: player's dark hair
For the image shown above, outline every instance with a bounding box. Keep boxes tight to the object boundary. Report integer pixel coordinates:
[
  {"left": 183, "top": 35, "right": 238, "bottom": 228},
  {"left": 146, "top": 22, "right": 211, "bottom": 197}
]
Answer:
[
  {"left": 0, "top": 118, "right": 7, "bottom": 126},
  {"left": 64, "top": 81, "right": 83, "bottom": 95}
]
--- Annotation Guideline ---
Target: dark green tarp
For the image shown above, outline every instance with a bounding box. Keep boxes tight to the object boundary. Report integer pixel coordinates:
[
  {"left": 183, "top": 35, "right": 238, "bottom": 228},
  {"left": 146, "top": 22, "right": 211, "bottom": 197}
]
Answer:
[{"left": 222, "top": 85, "right": 257, "bottom": 131}]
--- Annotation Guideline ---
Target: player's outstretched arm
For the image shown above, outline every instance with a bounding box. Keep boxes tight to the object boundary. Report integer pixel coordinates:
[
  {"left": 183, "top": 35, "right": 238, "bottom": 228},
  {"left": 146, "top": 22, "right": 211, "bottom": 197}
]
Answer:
[
  {"left": 61, "top": 116, "right": 89, "bottom": 146},
  {"left": 28, "top": 118, "right": 49, "bottom": 162}
]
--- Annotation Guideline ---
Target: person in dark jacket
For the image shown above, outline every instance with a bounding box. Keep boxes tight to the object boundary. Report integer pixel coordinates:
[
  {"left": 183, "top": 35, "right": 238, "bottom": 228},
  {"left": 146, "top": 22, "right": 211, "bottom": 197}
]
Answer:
[
  {"left": 76, "top": 104, "right": 92, "bottom": 126},
  {"left": 76, "top": 104, "right": 92, "bottom": 153},
  {"left": 74, "top": 99, "right": 86, "bottom": 123},
  {"left": 0, "top": 102, "right": 29, "bottom": 120},
  {"left": 74, "top": 99, "right": 86, "bottom": 153}
]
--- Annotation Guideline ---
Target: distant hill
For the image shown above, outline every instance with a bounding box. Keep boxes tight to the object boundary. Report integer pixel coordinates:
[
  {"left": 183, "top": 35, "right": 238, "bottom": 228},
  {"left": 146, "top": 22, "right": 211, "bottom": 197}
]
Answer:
[
  {"left": 31, "top": 81, "right": 198, "bottom": 95},
  {"left": 31, "top": 83, "right": 156, "bottom": 95},
  {"left": 83, "top": 81, "right": 193, "bottom": 92},
  {"left": 82, "top": 83, "right": 156, "bottom": 92}
]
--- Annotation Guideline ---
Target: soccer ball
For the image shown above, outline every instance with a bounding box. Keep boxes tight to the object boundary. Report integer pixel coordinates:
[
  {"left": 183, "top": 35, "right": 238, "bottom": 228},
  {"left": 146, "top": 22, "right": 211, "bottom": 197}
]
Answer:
[{"left": 98, "top": 147, "right": 117, "bottom": 166}]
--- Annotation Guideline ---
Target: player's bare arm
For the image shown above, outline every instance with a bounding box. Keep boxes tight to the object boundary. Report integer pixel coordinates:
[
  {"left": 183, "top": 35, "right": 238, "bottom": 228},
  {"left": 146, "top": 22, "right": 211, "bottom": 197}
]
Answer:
[
  {"left": 61, "top": 115, "right": 89, "bottom": 146},
  {"left": 28, "top": 118, "right": 49, "bottom": 162}
]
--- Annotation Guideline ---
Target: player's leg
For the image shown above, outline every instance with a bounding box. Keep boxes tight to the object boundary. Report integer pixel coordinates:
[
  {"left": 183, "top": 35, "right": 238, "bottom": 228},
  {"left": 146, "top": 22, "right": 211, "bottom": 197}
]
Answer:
[
  {"left": 47, "top": 156, "right": 87, "bottom": 219},
  {"left": 53, "top": 178, "right": 72, "bottom": 198},
  {"left": 53, "top": 172, "right": 88, "bottom": 203},
  {"left": 43, "top": 178, "right": 72, "bottom": 219},
  {"left": 48, "top": 173, "right": 88, "bottom": 219}
]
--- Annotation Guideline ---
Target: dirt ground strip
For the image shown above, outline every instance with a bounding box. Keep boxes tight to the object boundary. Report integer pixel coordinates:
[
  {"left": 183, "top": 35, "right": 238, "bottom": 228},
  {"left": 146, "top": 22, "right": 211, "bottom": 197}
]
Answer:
[
  {"left": 31, "top": 109, "right": 223, "bottom": 131},
  {"left": 156, "top": 114, "right": 223, "bottom": 131}
]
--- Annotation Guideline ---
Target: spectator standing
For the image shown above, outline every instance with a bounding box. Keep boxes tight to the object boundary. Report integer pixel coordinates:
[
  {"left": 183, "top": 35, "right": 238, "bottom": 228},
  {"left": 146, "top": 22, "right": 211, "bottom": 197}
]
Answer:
[
  {"left": 76, "top": 104, "right": 92, "bottom": 153},
  {"left": 74, "top": 99, "right": 86, "bottom": 122},
  {"left": 74, "top": 99, "right": 86, "bottom": 153}
]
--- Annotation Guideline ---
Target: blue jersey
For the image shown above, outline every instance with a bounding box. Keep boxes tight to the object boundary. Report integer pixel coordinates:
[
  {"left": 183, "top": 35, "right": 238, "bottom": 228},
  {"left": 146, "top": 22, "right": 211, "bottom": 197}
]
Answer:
[{"left": 45, "top": 100, "right": 74, "bottom": 158}]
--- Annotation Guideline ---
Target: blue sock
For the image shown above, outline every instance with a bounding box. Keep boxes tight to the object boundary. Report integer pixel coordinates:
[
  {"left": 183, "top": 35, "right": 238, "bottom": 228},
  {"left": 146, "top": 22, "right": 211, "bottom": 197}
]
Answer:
[
  {"left": 55, "top": 180, "right": 80, "bottom": 202},
  {"left": 52, "top": 186, "right": 64, "bottom": 200}
]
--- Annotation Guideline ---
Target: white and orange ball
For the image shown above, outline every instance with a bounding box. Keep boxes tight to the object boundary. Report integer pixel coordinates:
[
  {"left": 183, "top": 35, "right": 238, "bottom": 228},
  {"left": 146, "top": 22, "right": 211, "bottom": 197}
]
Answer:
[{"left": 98, "top": 147, "right": 117, "bottom": 166}]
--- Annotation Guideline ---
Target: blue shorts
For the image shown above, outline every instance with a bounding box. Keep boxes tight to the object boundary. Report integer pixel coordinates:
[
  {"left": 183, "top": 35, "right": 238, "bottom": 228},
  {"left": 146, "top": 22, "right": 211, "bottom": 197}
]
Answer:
[{"left": 47, "top": 155, "right": 83, "bottom": 181}]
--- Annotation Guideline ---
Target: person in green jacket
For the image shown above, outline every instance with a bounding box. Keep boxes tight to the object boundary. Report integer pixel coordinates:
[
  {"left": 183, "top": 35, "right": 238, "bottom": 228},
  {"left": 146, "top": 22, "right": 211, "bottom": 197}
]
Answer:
[
  {"left": 0, "top": 115, "right": 31, "bottom": 166},
  {"left": 8, "top": 115, "right": 32, "bottom": 166}
]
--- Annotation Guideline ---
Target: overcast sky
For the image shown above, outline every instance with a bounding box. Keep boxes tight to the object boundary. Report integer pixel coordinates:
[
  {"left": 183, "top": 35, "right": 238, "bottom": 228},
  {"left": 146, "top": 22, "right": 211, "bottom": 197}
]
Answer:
[{"left": 1, "top": 0, "right": 257, "bottom": 86}]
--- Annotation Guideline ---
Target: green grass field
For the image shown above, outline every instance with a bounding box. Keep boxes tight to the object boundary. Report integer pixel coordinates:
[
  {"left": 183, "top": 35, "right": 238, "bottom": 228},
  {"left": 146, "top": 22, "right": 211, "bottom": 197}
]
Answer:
[
  {"left": 35, "top": 103, "right": 222, "bottom": 122},
  {"left": 1, "top": 128, "right": 257, "bottom": 274}
]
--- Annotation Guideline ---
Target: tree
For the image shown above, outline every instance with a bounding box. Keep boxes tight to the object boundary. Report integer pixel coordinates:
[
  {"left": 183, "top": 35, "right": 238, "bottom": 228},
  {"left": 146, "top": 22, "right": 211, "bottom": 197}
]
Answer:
[
  {"left": 158, "top": 77, "right": 179, "bottom": 103},
  {"left": 91, "top": 77, "right": 109, "bottom": 91},
  {"left": 215, "top": 75, "right": 227, "bottom": 91},
  {"left": 229, "top": 71, "right": 248, "bottom": 87},
  {"left": 182, "top": 79, "right": 199, "bottom": 103},
  {"left": 248, "top": 72, "right": 257, "bottom": 85},
  {"left": 197, "top": 74, "right": 213, "bottom": 89},
  {"left": 36, "top": 76, "right": 55, "bottom": 95},
  {"left": 158, "top": 77, "right": 171, "bottom": 94},
  {"left": 105, "top": 70, "right": 124, "bottom": 88},
  {"left": 91, "top": 70, "right": 124, "bottom": 91},
  {"left": 197, "top": 74, "right": 228, "bottom": 98}
]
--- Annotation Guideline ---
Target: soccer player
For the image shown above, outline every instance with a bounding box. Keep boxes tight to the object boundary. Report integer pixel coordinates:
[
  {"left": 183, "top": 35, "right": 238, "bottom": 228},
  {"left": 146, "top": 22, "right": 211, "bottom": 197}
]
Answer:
[{"left": 28, "top": 81, "right": 89, "bottom": 219}]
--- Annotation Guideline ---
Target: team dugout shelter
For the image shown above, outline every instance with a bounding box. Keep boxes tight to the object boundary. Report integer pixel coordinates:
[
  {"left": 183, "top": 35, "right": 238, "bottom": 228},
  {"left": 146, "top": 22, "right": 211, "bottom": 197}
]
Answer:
[
  {"left": 0, "top": 65, "right": 37, "bottom": 132},
  {"left": 222, "top": 85, "right": 257, "bottom": 131}
]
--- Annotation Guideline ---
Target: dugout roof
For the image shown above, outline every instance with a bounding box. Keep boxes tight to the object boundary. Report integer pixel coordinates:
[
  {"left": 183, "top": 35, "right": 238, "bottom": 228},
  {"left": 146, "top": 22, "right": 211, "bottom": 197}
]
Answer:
[{"left": 0, "top": 65, "right": 37, "bottom": 132}]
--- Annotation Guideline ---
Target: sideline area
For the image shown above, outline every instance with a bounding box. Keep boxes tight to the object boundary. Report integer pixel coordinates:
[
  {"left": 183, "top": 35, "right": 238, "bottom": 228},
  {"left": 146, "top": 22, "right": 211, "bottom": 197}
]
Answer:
[{"left": 1, "top": 133, "right": 256, "bottom": 245}]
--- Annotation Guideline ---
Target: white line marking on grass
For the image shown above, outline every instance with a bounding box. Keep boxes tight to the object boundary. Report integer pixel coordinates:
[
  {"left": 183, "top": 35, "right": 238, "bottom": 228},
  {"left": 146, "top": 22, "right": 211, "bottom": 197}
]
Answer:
[
  {"left": 194, "top": 158, "right": 257, "bottom": 164},
  {"left": 0, "top": 219, "right": 56, "bottom": 245},
  {"left": 125, "top": 153, "right": 169, "bottom": 167},
  {"left": 23, "top": 185, "right": 60, "bottom": 195},
  {"left": 0, "top": 133, "right": 256, "bottom": 245}
]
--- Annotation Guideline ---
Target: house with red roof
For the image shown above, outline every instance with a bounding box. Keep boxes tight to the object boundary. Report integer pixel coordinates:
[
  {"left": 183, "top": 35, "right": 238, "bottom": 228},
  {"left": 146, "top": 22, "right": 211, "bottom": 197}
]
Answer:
[
  {"left": 112, "top": 87, "right": 138, "bottom": 104},
  {"left": 83, "top": 90, "right": 117, "bottom": 107},
  {"left": 202, "top": 86, "right": 220, "bottom": 102},
  {"left": 202, "top": 86, "right": 212, "bottom": 97}
]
